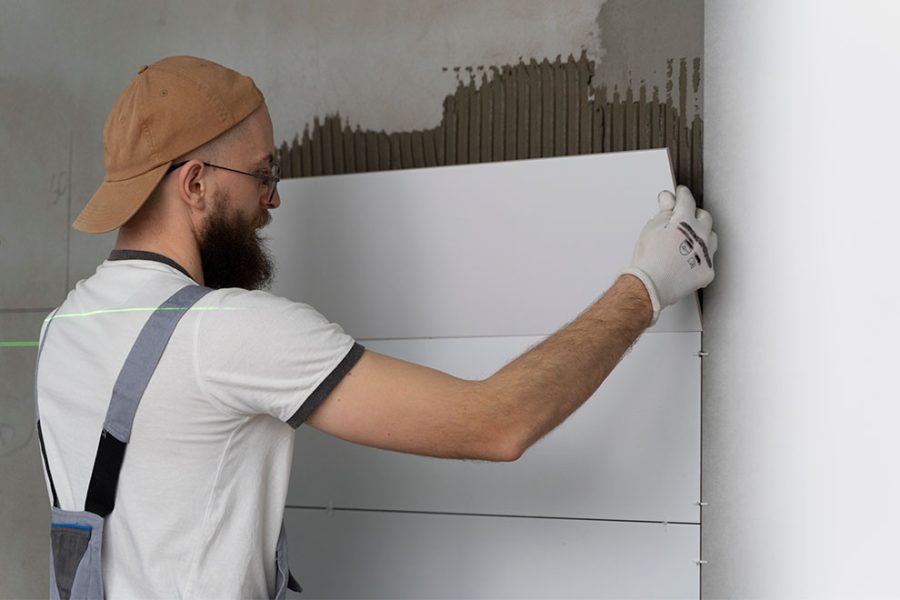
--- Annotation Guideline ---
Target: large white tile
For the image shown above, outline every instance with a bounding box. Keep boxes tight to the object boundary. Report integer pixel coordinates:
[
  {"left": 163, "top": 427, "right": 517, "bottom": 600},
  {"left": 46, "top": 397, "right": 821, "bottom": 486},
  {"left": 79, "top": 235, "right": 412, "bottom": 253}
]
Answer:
[
  {"left": 290, "top": 332, "right": 700, "bottom": 523},
  {"left": 284, "top": 507, "right": 699, "bottom": 599},
  {"left": 266, "top": 150, "right": 701, "bottom": 338}
]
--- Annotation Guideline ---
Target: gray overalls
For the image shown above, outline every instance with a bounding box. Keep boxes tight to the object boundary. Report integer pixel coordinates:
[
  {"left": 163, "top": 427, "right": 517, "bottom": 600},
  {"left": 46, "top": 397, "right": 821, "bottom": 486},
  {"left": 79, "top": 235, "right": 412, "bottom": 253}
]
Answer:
[{"left": 35, "top": 284, "right": 303, "bottom": 599}]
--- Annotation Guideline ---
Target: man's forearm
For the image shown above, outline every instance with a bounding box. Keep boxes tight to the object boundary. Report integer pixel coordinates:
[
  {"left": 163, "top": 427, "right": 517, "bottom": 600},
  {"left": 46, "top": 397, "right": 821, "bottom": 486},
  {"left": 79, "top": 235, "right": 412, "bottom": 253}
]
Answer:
[{"left": 480, "top": 273, "right": 653, "bottom": 458}]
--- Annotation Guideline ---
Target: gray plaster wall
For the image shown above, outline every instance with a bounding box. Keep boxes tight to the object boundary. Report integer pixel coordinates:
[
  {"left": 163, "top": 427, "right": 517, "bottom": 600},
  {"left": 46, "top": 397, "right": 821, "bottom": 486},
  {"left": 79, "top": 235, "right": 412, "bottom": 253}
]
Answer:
[{"left": 0, "top": 2, "right": 703, "bottom": 597}]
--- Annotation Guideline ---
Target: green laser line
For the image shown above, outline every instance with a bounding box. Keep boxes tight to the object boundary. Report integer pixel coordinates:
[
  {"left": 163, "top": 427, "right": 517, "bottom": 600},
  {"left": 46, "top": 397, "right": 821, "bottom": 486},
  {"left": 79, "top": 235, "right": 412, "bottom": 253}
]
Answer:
[
  {"left": 45, "top": 305, "right": 243, "bottom": 321},
  {"left": 2, "top": 306, "right": 244, "bottom": 347}
]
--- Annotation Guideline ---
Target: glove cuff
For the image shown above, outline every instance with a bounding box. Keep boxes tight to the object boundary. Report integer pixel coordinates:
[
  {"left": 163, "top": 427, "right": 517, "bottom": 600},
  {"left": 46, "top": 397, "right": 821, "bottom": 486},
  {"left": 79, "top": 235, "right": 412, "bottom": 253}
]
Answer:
[{"left": 620, "top": 267, "right": 661, "bottom": 327}]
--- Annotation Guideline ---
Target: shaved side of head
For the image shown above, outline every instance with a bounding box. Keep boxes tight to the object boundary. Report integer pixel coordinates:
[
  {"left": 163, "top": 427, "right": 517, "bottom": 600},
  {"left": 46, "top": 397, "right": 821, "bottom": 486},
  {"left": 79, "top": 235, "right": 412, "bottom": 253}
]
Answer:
[{"left": 121, "top": 113, "right": 255, "bottom": 230}]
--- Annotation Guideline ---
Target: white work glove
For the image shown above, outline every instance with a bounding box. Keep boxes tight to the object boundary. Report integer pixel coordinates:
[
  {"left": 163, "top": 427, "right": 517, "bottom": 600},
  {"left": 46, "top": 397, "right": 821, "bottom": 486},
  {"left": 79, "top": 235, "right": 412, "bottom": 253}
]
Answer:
[{"left": 620, "top": 185, "right": 718, "bottom": 326}]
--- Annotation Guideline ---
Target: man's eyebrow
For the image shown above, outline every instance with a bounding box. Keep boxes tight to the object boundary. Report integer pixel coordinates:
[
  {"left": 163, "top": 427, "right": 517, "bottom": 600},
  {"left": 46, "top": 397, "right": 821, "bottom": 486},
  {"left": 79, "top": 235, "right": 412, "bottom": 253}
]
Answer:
[{"left": 255, "top": 151, "right": 276, "bottom": 169}]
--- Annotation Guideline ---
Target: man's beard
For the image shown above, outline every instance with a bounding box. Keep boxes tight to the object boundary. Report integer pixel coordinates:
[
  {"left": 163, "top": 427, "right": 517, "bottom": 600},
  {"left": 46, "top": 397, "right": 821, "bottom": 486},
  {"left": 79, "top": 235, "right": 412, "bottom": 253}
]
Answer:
[{"left": 197, "top": 189, "right": 275, "bottom": 290}]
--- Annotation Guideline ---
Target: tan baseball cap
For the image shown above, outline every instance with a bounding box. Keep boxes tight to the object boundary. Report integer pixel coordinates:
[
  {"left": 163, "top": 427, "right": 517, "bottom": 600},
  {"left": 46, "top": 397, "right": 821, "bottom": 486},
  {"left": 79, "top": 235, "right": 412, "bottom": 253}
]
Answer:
[{"left": 73, "top": 55, "right": 264, "bottom": 233}]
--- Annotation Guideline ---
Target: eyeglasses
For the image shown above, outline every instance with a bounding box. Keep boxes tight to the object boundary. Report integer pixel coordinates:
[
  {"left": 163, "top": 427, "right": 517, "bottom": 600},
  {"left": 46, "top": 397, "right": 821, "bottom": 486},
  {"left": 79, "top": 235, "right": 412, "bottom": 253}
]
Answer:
[{"left": 166, "top": 159, "right": 281, "bottom": 205}]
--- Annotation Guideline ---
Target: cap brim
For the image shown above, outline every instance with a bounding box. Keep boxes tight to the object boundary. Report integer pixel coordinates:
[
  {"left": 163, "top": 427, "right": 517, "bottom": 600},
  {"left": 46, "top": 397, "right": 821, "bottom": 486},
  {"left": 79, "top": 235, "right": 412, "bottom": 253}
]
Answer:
[{"left": 72, "top": 161, "right": 172, "bottom": 233}]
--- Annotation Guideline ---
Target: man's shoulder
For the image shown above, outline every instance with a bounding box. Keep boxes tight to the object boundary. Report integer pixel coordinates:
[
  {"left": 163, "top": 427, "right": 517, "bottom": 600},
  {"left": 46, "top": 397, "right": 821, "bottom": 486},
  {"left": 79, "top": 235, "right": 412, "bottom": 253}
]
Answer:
[
  {"left": 194, "top": 287, "right": 328, "bottom": 330},
  {"left": 199, "top": 286, "right": 298, "bottom": 309}
]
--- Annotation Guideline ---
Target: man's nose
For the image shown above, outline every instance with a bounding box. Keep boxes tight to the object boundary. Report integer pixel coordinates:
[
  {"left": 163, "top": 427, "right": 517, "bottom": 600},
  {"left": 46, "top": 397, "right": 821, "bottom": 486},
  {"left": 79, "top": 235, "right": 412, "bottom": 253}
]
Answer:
[{"left": 267, "top": 187, "right": 281, "bottom": 209}]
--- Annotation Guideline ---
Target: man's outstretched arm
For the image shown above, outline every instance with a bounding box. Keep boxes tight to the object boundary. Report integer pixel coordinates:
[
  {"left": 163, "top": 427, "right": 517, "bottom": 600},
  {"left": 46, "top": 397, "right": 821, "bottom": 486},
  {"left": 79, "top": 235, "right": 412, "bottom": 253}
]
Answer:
[{"left": 304, "top": 273, "right": 651, "bottom": 462}]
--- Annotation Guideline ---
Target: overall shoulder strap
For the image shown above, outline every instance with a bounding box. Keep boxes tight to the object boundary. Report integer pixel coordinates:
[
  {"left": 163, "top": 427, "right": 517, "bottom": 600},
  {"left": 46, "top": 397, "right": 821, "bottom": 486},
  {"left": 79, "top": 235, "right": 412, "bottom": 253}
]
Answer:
[
  {"left": 35, "top": 307, "right": 62, "bottom": 508},
  {"left": 84, "top": 284, "right": 214, "bottom": 517}
]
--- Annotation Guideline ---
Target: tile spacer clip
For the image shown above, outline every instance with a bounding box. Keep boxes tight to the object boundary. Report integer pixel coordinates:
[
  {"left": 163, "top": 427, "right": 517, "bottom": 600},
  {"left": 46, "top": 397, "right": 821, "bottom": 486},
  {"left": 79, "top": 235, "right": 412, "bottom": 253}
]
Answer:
[{"left": 697, "top": 351, "right": 709, "bottom": 357}]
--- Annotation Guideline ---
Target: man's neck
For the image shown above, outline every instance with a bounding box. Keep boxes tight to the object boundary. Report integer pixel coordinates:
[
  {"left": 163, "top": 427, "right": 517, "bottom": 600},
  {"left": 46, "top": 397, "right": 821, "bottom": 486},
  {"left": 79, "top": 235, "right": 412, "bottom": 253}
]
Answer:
[{"left": 113, "top": 236, "right": 204, "bottom": 286}]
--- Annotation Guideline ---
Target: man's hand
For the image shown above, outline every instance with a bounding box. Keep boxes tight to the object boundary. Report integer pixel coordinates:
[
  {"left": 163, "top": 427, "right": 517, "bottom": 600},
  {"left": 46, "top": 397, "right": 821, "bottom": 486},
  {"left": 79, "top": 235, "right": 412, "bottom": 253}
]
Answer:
[{"left": 621, "top": 185, "right": 718, "bottom": 325}]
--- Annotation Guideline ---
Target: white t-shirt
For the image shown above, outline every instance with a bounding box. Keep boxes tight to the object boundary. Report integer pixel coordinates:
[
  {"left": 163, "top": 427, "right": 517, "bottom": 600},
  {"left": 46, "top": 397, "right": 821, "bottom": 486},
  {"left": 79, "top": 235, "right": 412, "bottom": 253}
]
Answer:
[{"left": 35, "top": 250, "right": 365, "bottom": 599}]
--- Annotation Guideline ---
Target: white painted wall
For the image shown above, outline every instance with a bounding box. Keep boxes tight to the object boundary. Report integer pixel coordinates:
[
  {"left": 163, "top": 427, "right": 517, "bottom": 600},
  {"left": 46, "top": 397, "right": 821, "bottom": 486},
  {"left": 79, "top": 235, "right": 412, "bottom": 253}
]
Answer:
[{"left": 703, "top": 1, "right": 900, "bottom": 596}]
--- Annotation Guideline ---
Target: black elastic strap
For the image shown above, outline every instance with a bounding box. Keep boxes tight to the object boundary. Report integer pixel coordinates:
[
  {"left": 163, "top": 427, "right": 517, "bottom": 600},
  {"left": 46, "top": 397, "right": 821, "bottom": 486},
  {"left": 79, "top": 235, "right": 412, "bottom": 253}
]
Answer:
[
  {"left": 84, "top": 429, "right": 127, "bottom": 517},
  {"left": 82, "top": 284, "right": 212, "bottom": 517},
  {"left": 288, "top": 570, "right": 302, "bottom": 593},
  {"left": 36, "top": 420, "right": 60, "bottom": 508}
]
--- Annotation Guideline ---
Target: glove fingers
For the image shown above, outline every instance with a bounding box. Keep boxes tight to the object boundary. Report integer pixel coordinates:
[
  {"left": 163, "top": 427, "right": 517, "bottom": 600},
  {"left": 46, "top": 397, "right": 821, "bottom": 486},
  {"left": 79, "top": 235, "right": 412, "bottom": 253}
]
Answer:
[
  {"left": 708, "top": 231, "right": 718, "bottom": 256},
  {"left": 657, "top": 190, "right": 676, "bottom": 212},
  {"left": 695, "top": 208, "right": 713, "bottom": 235},
  {"left": 672, "top": 185, "right": 697, "bottom": 221}
]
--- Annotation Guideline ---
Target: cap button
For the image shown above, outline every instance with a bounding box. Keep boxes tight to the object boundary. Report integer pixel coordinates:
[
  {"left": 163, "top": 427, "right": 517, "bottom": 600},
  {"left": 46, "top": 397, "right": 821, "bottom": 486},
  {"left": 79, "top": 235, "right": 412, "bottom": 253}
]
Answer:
[{"left": 138, "top": 65, "right": 149, "bottom": 74}]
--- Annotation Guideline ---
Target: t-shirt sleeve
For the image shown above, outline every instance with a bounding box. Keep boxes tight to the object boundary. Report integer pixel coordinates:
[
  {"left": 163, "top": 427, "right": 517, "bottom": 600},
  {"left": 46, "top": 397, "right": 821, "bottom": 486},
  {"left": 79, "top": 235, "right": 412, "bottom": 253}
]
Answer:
[{"left": 194, "top": 289, "right": 366, "bottom": 427}]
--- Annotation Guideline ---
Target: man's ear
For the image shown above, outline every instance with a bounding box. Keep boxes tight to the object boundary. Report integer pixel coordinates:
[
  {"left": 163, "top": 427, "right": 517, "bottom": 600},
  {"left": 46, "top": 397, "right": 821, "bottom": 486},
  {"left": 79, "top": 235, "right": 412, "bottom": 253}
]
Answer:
[{"left": 177, "top": 160, "right": 210, "bottom": 211}]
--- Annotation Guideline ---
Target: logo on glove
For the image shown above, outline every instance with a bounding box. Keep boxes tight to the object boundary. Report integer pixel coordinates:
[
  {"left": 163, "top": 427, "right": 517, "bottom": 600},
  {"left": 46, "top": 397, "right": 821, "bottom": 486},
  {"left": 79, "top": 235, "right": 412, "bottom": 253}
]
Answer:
[{"left": 677, "top": 221, "right": 712, "bottom": 270}]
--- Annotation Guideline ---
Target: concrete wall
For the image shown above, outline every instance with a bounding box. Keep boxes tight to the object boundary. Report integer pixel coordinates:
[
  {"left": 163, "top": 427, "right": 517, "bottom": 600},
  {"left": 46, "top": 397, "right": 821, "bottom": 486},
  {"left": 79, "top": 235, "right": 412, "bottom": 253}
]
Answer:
[
  {"left": 703, "top": 1, "right": 900, "bottom": 596},
  {"left": 0, "top": 2, "right": 702, "bottom": 597}
]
